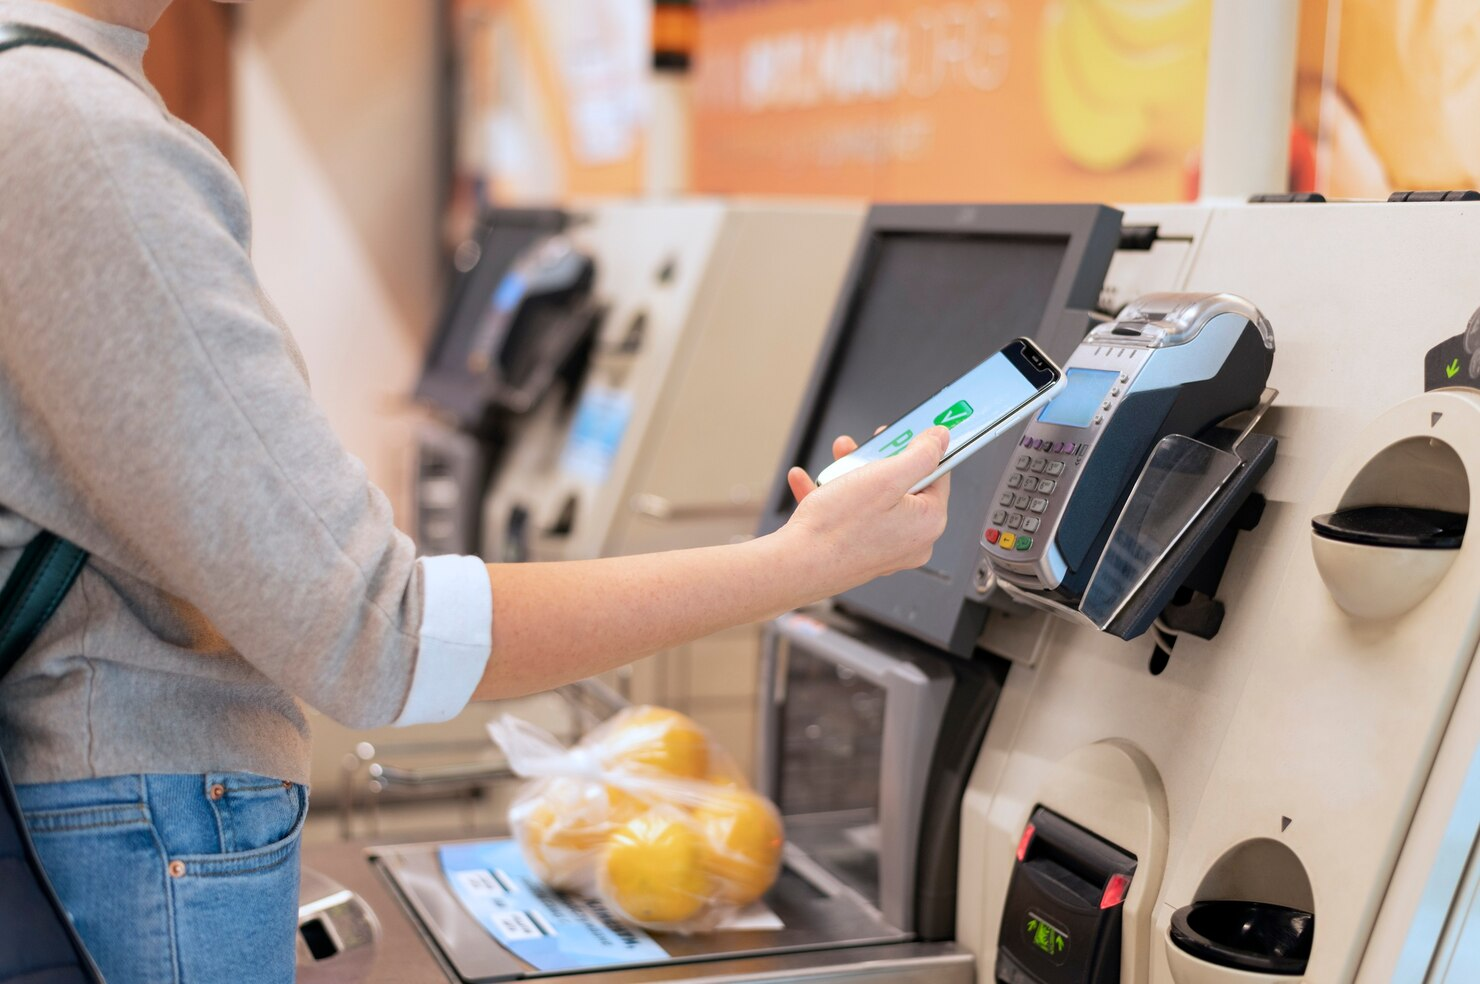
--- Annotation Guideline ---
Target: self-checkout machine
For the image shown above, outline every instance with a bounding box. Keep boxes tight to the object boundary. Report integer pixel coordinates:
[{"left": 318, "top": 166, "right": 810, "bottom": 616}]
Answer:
[
  {"left": 750, "top": 201, "right": 1126, "bottom": 944},
  {"left": 948, "top": 198, "right": 1480, "bottom": 984},
  {"left": 356, "top": 202, "right": 1119, "bottom": 982},
  {"left": 477, "top": 198, "right": 864, "bottom": 775}
]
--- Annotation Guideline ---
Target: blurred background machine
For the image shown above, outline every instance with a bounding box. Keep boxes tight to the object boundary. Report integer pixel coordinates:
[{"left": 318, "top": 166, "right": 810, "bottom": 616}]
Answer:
[
  {"left": 412, "top": 206, "right": 586, "bottom": 557},
  {"left": 307, "top": 199, "right": 862, "bottom": 831}
]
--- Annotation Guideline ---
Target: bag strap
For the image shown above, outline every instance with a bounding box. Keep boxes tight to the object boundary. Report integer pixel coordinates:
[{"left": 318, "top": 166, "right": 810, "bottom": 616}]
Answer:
[
  {"left": 0, "top": 532, "right": 87, "bottom": 678},
  {"left": 0, "top": 22, "right": 126, "bottom": 79}
]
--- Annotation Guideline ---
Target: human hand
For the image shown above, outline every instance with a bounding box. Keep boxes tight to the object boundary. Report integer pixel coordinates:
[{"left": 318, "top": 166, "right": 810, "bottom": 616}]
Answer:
[{"left": 778, "top": 425, "right": 951, "bottom": 598}]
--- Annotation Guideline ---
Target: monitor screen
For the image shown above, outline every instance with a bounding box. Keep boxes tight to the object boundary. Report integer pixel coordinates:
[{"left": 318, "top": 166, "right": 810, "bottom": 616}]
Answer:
[
  {"left": 1037, "top": 368, "right": 1119, "bottom": 428},
  {"left": 797, "top": 231, "right": 1070, "bottom": 576}
]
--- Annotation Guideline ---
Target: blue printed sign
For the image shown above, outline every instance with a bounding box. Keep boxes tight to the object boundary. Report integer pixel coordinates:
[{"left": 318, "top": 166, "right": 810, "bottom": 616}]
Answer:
[
  {"left": 559, "top": 384, "right": 633, "bottom": 485},
  {"left": 439, "top": 840, "right": 670, "bottom": 973}
]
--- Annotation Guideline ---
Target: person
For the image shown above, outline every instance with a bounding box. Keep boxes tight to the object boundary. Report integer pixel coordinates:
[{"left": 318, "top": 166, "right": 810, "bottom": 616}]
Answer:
[{"left": 0, "top": 0, "right": 953, "bottom": 980}]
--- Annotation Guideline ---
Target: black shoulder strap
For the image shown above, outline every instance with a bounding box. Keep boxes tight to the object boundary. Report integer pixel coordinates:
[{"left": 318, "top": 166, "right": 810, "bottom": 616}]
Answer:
[
  {"left": 0, "top": 533, "right": 87, "bottom": 679},
  {"left": 0, "top": 22, "right": 127, "bottom": 80},
  {"left": 0, "top": 532, "right": 98, "bottom": 984}
]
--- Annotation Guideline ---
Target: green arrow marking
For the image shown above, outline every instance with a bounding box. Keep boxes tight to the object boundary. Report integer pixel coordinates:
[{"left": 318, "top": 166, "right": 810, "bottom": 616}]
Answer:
[{"left": 1447, "top": 358, "right": 1461, "bottom": 379}]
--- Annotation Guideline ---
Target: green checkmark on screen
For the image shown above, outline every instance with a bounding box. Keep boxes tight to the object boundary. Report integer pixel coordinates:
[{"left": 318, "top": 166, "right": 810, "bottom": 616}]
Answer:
[{"left": 934, "top": 400, "right": 974, "bottom": 429}]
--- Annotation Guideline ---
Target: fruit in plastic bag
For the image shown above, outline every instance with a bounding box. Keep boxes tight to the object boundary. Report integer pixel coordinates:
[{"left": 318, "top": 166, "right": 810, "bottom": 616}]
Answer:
[
  {"left": 490, "top": 706, "right": 787, "bottom": 934},
  {"left": 598, "top": 807, "right": 711, "bottom": 927},
  {"left": 512, "top": 778, "right": 627, "bottom": 890},
  {"left": 600, "top": 706, "right": 709, "bottom": 780},
  {"left": 694, "top": 788, "right": 784, "bottom": 907}
]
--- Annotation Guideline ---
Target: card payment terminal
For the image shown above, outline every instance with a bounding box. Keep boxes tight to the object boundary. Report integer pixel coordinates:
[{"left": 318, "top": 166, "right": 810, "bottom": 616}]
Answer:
[{"left": 981, "top": 293, "right": 1275, "bottom": 600}]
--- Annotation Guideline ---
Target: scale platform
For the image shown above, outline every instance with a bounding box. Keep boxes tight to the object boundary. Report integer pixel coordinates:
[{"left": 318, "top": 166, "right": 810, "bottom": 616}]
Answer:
[{"left": 370, "top": 838, "right": 913, "bottom": 983}]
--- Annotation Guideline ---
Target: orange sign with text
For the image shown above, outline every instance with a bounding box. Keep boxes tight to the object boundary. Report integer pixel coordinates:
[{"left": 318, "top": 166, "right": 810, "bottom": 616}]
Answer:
[{"left": 692, "top": 0, "right": 1211, "bottom": 202}]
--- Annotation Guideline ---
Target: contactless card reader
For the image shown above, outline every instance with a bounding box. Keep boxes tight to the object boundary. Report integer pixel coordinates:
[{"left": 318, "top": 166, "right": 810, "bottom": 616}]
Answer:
[{"left": 981, "top": 293, "right": 1274, "bottom": 602}]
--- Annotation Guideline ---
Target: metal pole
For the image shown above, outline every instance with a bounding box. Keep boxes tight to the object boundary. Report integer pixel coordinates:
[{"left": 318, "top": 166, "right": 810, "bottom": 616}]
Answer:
[{"left": 1199, "top": 0, "right": 1301, "bottom": 201}]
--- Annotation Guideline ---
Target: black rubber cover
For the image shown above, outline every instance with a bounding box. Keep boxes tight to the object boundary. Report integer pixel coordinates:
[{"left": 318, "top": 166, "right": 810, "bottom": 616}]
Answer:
[
  {"left": 913, "top": 650, "right": 1009, "bottom": 940},
  {"left": 1169, "top": 900, "right": 1313, "bottom": 975},
  {"left": 1312, "top": 506, "right": 1467, "bottom": 550}
]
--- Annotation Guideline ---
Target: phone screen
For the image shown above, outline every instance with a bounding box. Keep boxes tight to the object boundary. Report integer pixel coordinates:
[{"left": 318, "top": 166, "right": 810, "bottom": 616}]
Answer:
[{"left": 841, "top": 341, "right": 1055, "bottom": 468}]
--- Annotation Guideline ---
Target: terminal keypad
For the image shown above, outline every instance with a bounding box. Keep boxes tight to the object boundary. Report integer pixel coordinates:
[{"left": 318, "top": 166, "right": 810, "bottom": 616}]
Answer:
[{"left": 982, "top": 435, "right": 1087, "bottom": 553}]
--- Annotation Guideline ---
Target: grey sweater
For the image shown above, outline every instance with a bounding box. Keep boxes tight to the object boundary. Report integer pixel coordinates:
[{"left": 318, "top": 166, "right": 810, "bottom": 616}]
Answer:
[{"left": 0, "top": 1, "right": 492, "bottom": 785}]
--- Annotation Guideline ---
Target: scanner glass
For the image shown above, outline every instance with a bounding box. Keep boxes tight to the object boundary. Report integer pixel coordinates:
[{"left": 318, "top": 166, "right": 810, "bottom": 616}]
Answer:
[{"left": 776, "top": 648, "right": 887, "bottom": 908}]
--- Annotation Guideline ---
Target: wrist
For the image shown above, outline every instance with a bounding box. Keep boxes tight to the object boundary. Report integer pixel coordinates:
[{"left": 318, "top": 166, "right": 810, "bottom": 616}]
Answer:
[{"left": 760, "top": 522, "right": 842, "bottom": 609}]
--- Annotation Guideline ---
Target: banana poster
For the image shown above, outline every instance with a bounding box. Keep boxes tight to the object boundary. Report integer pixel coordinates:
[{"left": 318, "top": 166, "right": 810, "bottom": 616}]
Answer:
[{"left": 691, "top": 0, "right": 1213, "bottom": 201}]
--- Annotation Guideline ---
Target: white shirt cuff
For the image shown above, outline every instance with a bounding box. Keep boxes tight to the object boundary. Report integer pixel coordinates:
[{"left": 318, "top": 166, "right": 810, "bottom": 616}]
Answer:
[{"left": 393, "top": 554, "right": 492, "bottom": 727}]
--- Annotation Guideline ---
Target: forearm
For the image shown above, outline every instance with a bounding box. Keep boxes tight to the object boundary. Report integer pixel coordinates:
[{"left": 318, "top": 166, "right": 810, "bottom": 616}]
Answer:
[{"left": 473, "top": 529, "right": 826, "bottom": 701}]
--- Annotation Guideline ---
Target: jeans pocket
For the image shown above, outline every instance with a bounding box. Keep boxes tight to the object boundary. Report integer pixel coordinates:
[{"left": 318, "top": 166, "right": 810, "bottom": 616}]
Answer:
[
  {"left": 205, "top": 772, "right": 306, "bottom": 857},
  {"left": 171, "top": 784, "right": 307, "bottom": 984},
  {"left": 189, "top": 779, "right": 308, "bottom": 876}
]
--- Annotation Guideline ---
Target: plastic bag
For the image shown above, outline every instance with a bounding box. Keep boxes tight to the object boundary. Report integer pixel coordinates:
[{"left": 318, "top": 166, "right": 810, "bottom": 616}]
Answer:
[{"left": 489, "top": 705, "right": 784, "bottom": 934}]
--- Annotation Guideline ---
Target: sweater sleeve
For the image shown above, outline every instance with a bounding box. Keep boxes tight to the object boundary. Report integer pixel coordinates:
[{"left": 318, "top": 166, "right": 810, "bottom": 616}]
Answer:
[{"left": 0, "top": 53, "right": 490, "bottom": 728}]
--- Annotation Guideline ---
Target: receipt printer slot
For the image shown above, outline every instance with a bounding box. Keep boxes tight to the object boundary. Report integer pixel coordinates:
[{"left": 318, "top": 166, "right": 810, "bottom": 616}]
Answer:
[{"left": 997, "top": 808, "right": 1136, "bottom": 984}]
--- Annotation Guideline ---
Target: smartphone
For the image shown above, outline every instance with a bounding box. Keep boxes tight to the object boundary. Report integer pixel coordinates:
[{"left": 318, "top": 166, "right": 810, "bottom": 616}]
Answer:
[{"left": 817, "top": 337, "right": 1065, "bottom": 494}]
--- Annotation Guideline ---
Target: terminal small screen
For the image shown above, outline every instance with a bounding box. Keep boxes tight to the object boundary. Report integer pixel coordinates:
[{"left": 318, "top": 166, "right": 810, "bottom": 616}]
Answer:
[{"left": 1037, "top": 368, "right": 1119, "bottom": 428}]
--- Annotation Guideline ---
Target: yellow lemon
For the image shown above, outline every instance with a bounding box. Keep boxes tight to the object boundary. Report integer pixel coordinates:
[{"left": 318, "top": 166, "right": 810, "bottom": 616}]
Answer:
[
  {"left": 603, "top": 783, "right": 651, "bottom": 823},
  {"left": 598, "top": 810, "right": 711, "bottom": 927},
  {"left": 603, "top": 706, "right": 710, "bottom": 780},
  {"left": 512, "top": 779, "right": 612, "bottom": 888},
  {"left": 694, "top": 789, "right": 784, "bottom": 907}
]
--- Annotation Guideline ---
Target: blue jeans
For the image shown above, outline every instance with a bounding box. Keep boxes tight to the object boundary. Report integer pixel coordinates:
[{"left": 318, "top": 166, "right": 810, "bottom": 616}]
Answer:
[{"left": 18, "top": 773, "right": 307, "bottom": 984}]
